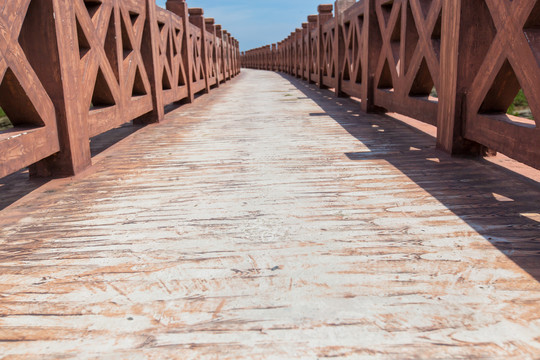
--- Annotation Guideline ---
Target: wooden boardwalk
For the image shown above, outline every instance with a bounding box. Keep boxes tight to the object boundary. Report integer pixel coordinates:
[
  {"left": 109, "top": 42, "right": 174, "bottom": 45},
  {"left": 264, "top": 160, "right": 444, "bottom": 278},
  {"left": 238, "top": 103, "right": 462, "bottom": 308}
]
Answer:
[{"left": 0, "top": 69, "right": 539, "bottom": 359}]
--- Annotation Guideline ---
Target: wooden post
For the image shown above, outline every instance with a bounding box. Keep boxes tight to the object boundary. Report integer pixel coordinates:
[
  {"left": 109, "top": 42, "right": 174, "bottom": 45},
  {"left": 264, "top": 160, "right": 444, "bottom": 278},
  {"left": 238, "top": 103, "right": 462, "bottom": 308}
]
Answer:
[
  {"left": 295, "top": 28, "right": 302, "bottom": 78},
  {"left": 307, "top": 15, "right": 318, "bottom": 84},
  {"left": 166, "top": 0, "right": 195, "bottom": 103},
  {"left": 318, "top": 5, "right": 333, "bottom": 89},
  {"left": 232, "top": 37, "right": 238, "bottom": 76},
  {"left": 363, "top": 0, "right": 381, "bottom": 112},
  {"left": 290, "top": 32, "right": 296, "bottom": 76},
  {"left": 205, "top": 18, "right": 218, "bottom": 87},
  {"left": 216, "top": 25, "right": 227, "bottom": 82},
  {"left": 271, "top": 44, "right": 276, "bottom": 71},
  {"left": 436, "top": 0, "right": 485, "bottom": 155},
  {"left": 334, "top": 0, "right": 355, "bottom": 97},
  {"left": 277, "top": 41, "right": 281, "bottom": 72},
  {"left": 223, "top": 31, "right": 231, "bottom": 80},
  {"left": 301, "top": 23, "right": 308, "bottom": 80},
  {"left": 216, "top": 24, "right": 223, "bottom": 83},
  {"left": 30, "top": 0, "right": 91, "bottom": 177},
  {"left": 289, "top": 35, "right": 294, "bottom": 75}
]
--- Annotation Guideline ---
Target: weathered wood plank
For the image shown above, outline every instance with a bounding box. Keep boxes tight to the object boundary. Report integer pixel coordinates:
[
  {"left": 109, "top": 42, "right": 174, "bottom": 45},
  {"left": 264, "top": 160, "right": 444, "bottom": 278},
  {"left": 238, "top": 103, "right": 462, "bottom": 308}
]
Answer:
[{"left": 0, "top": 69, "right": 539, "bottom": 358}]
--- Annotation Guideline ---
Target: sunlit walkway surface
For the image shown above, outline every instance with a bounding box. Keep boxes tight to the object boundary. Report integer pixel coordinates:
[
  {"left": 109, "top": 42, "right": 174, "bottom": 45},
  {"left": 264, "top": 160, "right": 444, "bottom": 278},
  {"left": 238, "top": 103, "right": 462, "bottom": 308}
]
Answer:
[{"left": 0, "top": 69, "right": 539, "bottom": 359}]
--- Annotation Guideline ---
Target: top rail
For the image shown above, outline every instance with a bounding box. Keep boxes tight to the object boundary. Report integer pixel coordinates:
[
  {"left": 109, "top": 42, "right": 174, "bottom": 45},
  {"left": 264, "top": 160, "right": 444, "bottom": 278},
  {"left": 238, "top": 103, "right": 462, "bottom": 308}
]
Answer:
[{"left": 241, "top": 0, "right": 540, "bottom": 170}]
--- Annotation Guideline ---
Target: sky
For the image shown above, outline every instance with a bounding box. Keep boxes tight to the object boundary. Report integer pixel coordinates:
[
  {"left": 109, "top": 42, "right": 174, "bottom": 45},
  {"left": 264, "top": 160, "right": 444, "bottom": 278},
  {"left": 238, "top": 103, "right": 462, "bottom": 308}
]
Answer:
[{"left": 156, "top": 0, "right": 332, "bottom": 51}]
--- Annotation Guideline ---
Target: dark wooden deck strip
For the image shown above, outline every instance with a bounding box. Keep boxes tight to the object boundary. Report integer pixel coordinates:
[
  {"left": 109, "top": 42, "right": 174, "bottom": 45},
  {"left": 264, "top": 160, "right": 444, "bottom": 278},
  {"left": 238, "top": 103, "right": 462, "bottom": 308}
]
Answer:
[{"left": 0, "top": 69, "right": 539, "bottom": 359}]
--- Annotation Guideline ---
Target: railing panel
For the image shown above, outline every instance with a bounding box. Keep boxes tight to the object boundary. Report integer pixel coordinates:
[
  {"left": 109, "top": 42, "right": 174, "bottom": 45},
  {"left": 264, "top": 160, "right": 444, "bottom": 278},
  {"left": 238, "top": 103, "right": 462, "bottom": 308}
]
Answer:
[
  {"left": 339, "top": 1, "right": 367, "bottom": 99},
  {"left": 155, "top": 7, "right": 189, "bottom": 106},
  {"left": 373, "top": 0, "right": 441, "bottom": 126},
  {"left": 321, "top": 18, "right": 337, "bottom": 89},
  {"left": 0, "top": 0, "right": 60, "bottom": 178},
  {"left": 205, "top": 28, "right": 218, "bottom": 87},
  {"left": 461, "top": 0, "right": 539, "bottom": 169},
  {"left": 222, "top": 32, "right": 231, "bottom": 80},
  {"left": 216, "top": 28, "right": 225, "bottom": 83},
  {"left": 189, "top": 23, "right": 206, "bottom": 94},
  {"left": 303, "top": 26, "right": 310, "bottom": 80},
  {"left": 295, "top": 30, "right": 302, "bottom": 77},
  {"left": 310, "top": 27, "right": 319, "bottom": 82},
  {"left": 69, "top": 0, "right": 154, "bottom": 137}
]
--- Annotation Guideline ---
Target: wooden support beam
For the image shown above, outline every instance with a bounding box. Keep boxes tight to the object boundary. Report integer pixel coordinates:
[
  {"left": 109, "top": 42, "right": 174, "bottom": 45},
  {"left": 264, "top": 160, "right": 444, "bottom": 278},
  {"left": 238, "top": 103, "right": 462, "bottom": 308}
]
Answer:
[{"left": 437, "top": 0, "right": 486, "bottom": 156}]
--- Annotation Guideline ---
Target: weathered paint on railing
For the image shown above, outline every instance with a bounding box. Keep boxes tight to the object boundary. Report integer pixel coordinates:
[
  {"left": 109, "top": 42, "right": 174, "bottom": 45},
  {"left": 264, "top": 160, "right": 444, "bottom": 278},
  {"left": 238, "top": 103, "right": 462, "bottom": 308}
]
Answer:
[
  {"left": 241, "top": 0, "right": 540, "bottom": 170},
  {"left": 0, "top": 0, "right": 240, "bottom": 179}
]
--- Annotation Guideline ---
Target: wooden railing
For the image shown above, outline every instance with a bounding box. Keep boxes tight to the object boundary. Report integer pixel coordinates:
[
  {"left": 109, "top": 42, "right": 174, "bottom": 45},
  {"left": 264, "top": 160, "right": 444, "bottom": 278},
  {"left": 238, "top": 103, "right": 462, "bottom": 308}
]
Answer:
[
  {"left": 241, "top": 0, "right": 540, "bottom": 170},
  {"left": 0, "top": 0, "right": 240, "bottom": 179}
]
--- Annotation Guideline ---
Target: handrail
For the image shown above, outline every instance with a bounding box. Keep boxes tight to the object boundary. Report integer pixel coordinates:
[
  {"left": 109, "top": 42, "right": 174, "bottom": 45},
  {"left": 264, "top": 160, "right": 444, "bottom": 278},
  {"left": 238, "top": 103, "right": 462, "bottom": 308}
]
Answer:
[
  {"left": 241, "top": 0, "right": 540, "bottom": 170},
  {"left": 0, "top": 0, "right": 240, "bottom": 179}
]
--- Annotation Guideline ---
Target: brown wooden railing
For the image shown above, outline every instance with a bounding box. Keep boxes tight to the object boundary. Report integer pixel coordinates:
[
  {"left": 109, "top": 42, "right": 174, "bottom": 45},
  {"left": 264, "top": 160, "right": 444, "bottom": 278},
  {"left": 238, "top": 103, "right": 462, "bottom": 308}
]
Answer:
[
  {"left": 0, "top": 0, "right": 240, "bottom": 179},
  {"left": 241, "top": 0, "right": 540, "bottom": 170}
]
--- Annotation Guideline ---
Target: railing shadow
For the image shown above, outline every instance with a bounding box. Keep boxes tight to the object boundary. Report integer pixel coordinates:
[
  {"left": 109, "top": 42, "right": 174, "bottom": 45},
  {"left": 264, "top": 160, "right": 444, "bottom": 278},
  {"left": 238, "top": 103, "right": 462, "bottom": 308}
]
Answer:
[
  {"left": 0, "top": 122, "right": 147, "bottom": 211},
  {"left": 0, "top": 93, "right": 210, "bottom": 211},
  {"left": 90, "top": 121, "right": 147, "bottom": 157},
  {"left": 0, "top": 169, "right": 49, "bottom": 211},
  {"left": 280, "top": 73, "right": 540, "bottom": 282}
]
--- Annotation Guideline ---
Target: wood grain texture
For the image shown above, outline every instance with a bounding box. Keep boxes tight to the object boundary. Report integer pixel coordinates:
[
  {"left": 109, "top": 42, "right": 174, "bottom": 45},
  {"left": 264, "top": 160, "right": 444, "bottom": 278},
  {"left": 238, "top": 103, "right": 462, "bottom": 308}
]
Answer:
[
  {"left": 0, "top": 69, "right": 538, "bottom": 359},
  {"left": 463, "top": 0, "right": 540, "bottom": 169},
  {"left": 0, "top": 0, "right": 60, "bottom": 178}
]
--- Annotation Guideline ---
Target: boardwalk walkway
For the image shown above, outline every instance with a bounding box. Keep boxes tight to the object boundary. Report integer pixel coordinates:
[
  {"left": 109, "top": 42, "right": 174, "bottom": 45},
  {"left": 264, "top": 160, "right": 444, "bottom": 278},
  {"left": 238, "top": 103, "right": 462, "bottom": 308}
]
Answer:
[{"left": 0, "top": 69, "right": 539, "bottom": 359}]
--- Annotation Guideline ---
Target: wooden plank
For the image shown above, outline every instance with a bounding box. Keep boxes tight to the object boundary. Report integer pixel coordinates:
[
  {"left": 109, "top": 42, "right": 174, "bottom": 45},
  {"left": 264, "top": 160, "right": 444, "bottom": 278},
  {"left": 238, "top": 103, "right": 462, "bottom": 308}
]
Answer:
[{"left": 0, "top": 69, "right": 538, "bottom": 358}]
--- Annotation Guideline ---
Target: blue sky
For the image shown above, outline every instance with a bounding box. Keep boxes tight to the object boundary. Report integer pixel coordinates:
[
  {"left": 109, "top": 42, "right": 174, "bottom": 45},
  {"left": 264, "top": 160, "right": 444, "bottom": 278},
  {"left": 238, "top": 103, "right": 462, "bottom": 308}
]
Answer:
[{"left": 156, "top": 0, "right": 331, "bottom": 51}]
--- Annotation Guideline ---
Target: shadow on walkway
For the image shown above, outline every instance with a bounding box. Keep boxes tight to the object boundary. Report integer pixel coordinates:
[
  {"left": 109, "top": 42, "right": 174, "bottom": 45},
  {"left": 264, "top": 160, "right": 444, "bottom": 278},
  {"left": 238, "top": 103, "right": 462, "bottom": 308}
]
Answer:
[
  {"left": 0, "top": 93, "right": 208, "bottom": 211},
  {"left": 0, "top": 122, "right": 146, "bottom": 211},
  {"left": 280, "top": 73, "right": 540, "bottom": 282}
]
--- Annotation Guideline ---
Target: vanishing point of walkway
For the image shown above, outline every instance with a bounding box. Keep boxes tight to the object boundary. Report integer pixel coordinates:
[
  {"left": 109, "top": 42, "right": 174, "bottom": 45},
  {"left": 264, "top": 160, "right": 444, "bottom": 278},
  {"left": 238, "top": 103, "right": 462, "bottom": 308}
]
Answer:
[{"left": 0, "top": 69, "right": 539, "bottom": 359}]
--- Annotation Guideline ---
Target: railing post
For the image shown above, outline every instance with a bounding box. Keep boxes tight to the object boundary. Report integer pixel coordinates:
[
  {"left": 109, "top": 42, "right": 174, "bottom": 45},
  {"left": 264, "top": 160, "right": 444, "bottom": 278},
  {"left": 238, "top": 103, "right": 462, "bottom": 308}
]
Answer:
[
  {"left": 277, "top": 41, "right": 281, "bottom": 71},
  {"left": 232, "top": 37, "right": 238, "bottom": 76},
  {"left": 272, "top": 43, "right": 275, "bottom": 71},
  {"left": 307, "top": 15, "right": 318, "bottom": 84},
  {"left": 27, "top": 0, "right": 91, "bottom": 177},
  {"left": 282, "top": 40, "right": 286, "bottom": 72},
  {"left": 261, "top": 45, "right": 266, "bottom": 70},
  {"left": 364, "top": 0, "right": 381, "bottom": 112},
  {"left": 230, "top": 36, "right": 236, "bottom": 74},
  {"left": 295, "top": 28, "right": 302, "bottom": 78},
  {"left": 289, "top": 33, "right": 295, "bottom": 76},
  {"left": 205, "top": 18, "right": 218, "bottom": 87},
  {"left": 301, "top": 23, "right": 308, "bottom": 80},
  {"left": 334, "top": 0, "right": 353, "bottom": 97},
  {"left": 228, "top": 32, "right": 234, "bottom": 78},
  {"left": 135, "top": 0, "right": 164, "bottom": 125},
  {"left": 166, "top": 0, "right": 195, "bottom": 103},
  {"left": 290, "top": 34, "right": 294, "bottom": 75},
  {"left": 285, "top": 35, "right": 290, "bottom": 74},
  {"left": 220, "top": 26, "right": 229, "bottom": 80},
  {"left": 189, "top": 8, "right": 210, "bottom": 93},
  {"left": 262, "top": 45, "right": 266, "bottom": 71},
  {"left": 318, "top": 5, "right": 333, "bottom": 89},
  {"left": 238, "top": 40, "right": 242, "bottom": 74},
  {"left": 436, "top": 0, "right": 486, "bottom": 155},
  {"left": 223, "top": 31, "right": 231, "bottom": 80},
  {"left": 216, "top": 24, "right": 224, "bottom": 82}
]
